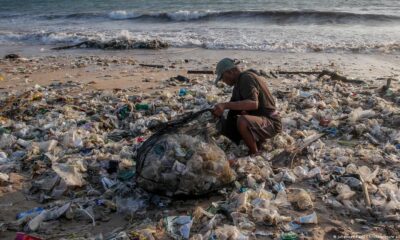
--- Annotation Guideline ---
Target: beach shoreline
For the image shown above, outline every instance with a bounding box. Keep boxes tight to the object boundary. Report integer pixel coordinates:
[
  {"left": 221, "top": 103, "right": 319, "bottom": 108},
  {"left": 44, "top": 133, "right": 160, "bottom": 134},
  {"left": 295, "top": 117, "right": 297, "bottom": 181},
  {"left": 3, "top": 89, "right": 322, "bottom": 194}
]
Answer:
[{"left": 0, "top": 47, "right": 399, "bottom": 94}]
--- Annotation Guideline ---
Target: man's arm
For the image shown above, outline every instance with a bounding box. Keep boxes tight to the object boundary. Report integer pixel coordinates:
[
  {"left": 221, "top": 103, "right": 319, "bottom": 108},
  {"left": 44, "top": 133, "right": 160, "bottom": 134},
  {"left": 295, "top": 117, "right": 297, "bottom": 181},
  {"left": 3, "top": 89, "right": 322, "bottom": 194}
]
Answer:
[
  {"left": 213, "top": 99, "right": 258, "bottom": 117},
  {"left": 223, "top": 99, "right": 258, "bottom": 111},
  {"left": 213, "top": 73, "right": 259, "bottom": 116}
]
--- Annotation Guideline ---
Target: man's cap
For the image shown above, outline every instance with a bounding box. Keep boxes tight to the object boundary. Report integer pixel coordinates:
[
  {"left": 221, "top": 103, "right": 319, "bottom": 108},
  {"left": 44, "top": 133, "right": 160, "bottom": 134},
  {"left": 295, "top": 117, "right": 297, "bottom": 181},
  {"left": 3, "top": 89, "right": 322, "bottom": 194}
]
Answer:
[{"left": 214, "top": 58, "right": 237, "bottom": 85}]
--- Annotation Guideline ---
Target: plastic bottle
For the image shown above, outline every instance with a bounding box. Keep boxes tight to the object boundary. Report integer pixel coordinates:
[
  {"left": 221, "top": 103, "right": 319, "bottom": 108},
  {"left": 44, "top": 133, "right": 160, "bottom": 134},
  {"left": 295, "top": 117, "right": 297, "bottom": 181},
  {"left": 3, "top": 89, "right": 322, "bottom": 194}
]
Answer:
[
  {"left": 136, "top": 103, "right": 150, "bottom": 111},
  {"left": 296, "top": 212, "right": 318, "bottom": 224},
  {"left": 178, "top": 88, "right": 187, "bottom": 96},
  {"left": 16, "top": 207, "right": 45, "bottom": 220},
  {"left": 281, "top": 232, "right": 298, "bottom": 240},
  {"left": 116, "top": 104, "right": 131, "bottom": 119}
]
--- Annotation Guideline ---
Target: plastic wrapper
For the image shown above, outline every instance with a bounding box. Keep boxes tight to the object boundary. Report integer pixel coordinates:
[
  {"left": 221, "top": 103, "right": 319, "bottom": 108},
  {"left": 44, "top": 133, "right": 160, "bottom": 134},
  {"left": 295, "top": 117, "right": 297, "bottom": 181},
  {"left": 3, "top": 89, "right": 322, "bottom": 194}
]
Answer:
[
  {"left": 358, "top": 165, "right": 379, "bottom": 183},
  {"left": 325, "top": 197, "right": 344, "bottom": 208},
  {"left": 62, "top": 130, "right": 83, "bottom": 148},
  {"left": 0, "top": 151, "right": 8, "bottom": 164},
  {"left": 273, "top": 190, "right": 291, "bottom": 207},
  {"left": 348, "top": 107, "right": 375, "bottom": 123},
  {"left": 38, "top": 140, "right": 58, "bottom": 152},
  {"left": 52, "top": 163, "right": 86, "bottom": 187},
  {"left": 0, "top": 133, "right": 16, "bottom": 149},
  {"left": 0, "top": 172, "right": 9, "bottom": 182},
  {"left": 214, "top": 225, "right": 248, "bottom": 240},
  {"left": 336, "top": 183, "right": 355, "bottom": 201},
  {"left": 116, "top": 197, "right": 148, "bottom": 215},
  {"left": 295, "top": 212, "right": 318, "bottom": 224},
  {"left": 235, "top": 191, "right": 250, "bottom": 213},
  {"left": 251, "top": 207, "right": 281, "bottom": 224},
  {"left": 288, "top": 188, "right": 313, "bottom": 210},
  {"left": 164, "top": 216, "right": 193, "bottom": 240},
  {"left": 231, "top": 212, "right": 255, "bottom": 232}
]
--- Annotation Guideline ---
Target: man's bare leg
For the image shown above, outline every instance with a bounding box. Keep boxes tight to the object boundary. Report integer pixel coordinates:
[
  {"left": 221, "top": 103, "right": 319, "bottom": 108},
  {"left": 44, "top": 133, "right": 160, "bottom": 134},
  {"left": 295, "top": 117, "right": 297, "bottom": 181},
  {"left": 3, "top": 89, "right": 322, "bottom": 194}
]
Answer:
[{"left": 237, "top": 115, "right": 258, "bottom": 154}]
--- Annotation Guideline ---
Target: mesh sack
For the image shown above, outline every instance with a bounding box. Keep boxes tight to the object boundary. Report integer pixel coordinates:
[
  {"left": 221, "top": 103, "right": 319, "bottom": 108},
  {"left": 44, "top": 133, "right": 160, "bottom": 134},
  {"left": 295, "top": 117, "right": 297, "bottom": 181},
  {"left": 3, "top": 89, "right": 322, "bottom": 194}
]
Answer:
[{"left": 136, "top": 109, "right": 236, "bottom": 196}]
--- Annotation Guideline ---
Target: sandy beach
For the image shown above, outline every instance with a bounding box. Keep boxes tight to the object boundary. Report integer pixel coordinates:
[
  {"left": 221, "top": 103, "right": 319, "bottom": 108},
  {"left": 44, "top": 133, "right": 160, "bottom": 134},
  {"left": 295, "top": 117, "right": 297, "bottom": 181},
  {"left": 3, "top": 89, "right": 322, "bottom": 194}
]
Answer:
[
  {"left": 1, "top": 47, "right": 399, "bottom": 92},
  {"left": 0, "top": 47, "right": 399, "bottom": 239}
]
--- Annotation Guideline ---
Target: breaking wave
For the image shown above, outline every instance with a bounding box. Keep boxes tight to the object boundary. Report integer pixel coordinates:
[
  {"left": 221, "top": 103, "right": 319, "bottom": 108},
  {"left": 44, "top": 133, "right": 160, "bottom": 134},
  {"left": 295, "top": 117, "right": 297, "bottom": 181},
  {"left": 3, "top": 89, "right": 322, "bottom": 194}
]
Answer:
[
  {"left": 32, "top": 10, "right": 400, "bottom": 24},
  {"left": 1, "top": 30, "right": 400, "bottom": 53},
  {"left": 106, "top": 10, "right": 400, "bottom": 24}
]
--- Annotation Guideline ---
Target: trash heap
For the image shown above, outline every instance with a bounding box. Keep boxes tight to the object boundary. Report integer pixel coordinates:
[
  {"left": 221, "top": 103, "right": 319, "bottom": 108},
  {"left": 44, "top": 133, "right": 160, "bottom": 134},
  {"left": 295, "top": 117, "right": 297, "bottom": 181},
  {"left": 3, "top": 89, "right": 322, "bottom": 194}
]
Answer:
[
  {"left": 136, "top": 134, "right": 236, "bottom": 196},
  {"left": 0, "top": 66, "right": 399, "bottom": 239}
]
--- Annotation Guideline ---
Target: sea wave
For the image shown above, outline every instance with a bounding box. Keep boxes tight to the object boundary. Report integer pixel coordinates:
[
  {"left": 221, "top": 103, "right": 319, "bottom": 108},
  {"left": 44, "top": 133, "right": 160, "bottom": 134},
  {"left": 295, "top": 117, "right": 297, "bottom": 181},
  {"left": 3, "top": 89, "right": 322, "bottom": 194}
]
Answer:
[
  {"left": 108, "top": 10, "right": 142, "bottom": 20},
  {"left": 28, "top": 10, "right": 400, "bottom": 24},
  {"left": 1, "top": 30, "right": 399, "bottom": 53},
  {"left": 108, "top": 10, "right": 213, "bottom": 21},
  {"left": 117, "top": 10, "right": 400, "bottom": 23}
]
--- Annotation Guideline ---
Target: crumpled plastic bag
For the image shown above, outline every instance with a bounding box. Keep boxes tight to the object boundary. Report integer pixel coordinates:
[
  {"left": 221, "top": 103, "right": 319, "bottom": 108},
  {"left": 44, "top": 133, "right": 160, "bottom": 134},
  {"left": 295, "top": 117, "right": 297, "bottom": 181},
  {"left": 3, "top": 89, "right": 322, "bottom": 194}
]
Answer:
[
  {"left": 348, "top": 107, "right": 375, "bottom": 123},
  {"left": 0, "top": 133, "right": 16, "bottom": 149},
  {"left": 214, "top": 224, "right": 248, "bottom": 240},
  {"left": 164, "top": 216, "right": 193, "bottom": 240},
  {"left": 52, "top": 163, "right": 86, "bottom": 187}
]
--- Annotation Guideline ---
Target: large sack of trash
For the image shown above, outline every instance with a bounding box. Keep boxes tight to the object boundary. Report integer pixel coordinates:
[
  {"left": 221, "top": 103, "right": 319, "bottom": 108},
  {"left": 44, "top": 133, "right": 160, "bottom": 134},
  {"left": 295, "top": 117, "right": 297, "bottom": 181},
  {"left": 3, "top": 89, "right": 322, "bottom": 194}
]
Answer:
[{"left": 135, "top": 110, "right": 236, "bottom": 196}]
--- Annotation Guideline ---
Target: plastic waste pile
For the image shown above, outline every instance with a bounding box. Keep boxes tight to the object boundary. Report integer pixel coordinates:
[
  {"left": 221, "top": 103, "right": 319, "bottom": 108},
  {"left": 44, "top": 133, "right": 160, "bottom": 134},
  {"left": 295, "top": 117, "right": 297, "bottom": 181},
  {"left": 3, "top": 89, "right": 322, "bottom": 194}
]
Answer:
[
  {"left": 0, "top": 67, "right": 399, "bottom": 239},
  {"left": 136, "top": 134, "right": 236, "bottom": 196}
]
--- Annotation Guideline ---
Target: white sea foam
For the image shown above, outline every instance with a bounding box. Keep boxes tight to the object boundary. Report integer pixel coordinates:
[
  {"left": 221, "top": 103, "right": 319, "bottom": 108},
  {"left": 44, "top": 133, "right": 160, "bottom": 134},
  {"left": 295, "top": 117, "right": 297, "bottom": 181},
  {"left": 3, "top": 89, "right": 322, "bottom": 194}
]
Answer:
[
  {"left": 108, "top": 10, "right": 142, "bottom": 20},
  {"left": 165, "top": 10, "right": 212, "bottom": 21},
  {"left": 0, "top": 29, "right": 399, "bottom": 54}
]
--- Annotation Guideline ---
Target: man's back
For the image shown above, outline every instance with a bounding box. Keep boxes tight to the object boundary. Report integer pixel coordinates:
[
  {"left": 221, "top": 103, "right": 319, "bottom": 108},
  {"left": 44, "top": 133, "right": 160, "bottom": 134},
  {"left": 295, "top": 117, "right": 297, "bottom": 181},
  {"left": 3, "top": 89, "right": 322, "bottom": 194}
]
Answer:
[{"left": 231, "top": 70, "right": 277, "bottom": 117}]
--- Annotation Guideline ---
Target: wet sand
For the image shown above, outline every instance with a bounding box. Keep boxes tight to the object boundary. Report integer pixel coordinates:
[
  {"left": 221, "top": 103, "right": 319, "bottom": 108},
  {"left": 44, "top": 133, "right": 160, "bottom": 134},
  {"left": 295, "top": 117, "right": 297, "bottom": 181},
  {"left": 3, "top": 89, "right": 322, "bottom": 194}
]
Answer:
[{"left": 0, "top": 48, "right": 399, "bottom": 93}]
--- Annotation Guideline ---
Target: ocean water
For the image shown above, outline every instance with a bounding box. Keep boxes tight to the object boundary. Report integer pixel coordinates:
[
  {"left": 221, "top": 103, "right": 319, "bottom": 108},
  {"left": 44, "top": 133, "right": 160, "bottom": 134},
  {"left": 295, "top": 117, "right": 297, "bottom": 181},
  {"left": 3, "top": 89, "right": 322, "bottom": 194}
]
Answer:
[{"left": 0, "top": 0, "right": 400, "bottom": 53}]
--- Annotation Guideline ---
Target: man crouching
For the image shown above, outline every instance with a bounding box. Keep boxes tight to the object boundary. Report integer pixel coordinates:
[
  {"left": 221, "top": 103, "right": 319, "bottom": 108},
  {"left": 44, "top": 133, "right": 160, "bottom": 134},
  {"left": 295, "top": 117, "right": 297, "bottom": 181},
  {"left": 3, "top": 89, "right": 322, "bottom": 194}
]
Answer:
[{"left": 212, "top": 58, "right": 282, "bottom": 155}]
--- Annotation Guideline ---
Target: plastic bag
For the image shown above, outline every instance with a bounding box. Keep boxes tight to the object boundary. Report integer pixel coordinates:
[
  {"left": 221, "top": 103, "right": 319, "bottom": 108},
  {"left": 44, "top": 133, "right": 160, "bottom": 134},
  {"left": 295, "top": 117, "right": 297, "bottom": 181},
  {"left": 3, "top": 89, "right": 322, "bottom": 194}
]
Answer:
[
  {"left": 348, "top": 107, "right": 375, "bottom": 123},
  {"left": 214, "top": 225, "right": 248, "bottom": 240},
  {"left": 0, "top": 133, "right": 16, "bottom": 149},
  {"left": 288, "top": 189, "right": 313, "bottom": 210},
  {"left": 164, "top": 216, "right": 193, "bottom": 240},
  {"left": 62, "top": 130, "right": 83, "bottom": 148},
  {"left": 136, "top": 133, "right": 235, "bottom": 196},
  {"left": 295, "top": 212, "right": 318, "bottom": 224},
  {"left": 52, "top": 163, "right": 85, "bottom": 187},
  {"left": 336, "top": 183, "right": 355, "bottom": 201}
]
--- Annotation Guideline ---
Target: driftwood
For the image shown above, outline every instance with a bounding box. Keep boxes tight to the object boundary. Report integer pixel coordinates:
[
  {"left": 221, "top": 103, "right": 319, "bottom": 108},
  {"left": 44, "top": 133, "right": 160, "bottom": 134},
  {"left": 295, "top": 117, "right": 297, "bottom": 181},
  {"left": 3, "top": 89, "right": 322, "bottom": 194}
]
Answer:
[
  {"left": 271, "top": 70, "right": 366, "bottom": 84},
  {"left": 381, "top": 78, "right": 393, "bottom": 93},
  {"left": 276, "top": 71, "right": 322, "bottom": 75},
  {"left": 139, "top": 64, "right": 164, "bottom": 68},
  {"left": 271, "top": 133, "right": 325, "bottom": 169},
  {"left": 269, "top": 71, "right": 278, "bottom": 78},
  {"left": 187, "top": 70, "right": 214, "bottom": 74},
  {"left": 317, "top": 70, "right": 366, "bottom": 84},
  {"left": 359, "top": 175, "right": 372, "bottom": 209},
  {"left": 364, "top": 132, "right": 379, "bottom": 145}
]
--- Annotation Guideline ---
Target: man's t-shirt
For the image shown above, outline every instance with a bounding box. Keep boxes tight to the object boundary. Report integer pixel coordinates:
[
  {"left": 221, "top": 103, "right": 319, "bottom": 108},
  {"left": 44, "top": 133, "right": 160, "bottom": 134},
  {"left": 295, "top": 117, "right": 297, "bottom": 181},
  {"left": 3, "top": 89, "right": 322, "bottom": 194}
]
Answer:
[
  {"left": 230, "top": 70, "right": 277, "bottom": 117},
  {"left": 221, "top": 70, "right": 281, "bottom": 144}
]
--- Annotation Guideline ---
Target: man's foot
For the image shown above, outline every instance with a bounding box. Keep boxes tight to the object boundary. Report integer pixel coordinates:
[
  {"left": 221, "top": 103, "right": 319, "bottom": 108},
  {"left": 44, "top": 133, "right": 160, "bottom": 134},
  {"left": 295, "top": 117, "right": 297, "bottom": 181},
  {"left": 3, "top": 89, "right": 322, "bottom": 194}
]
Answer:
[
  {"left": 256, "top": 141, "right": 265, "bottom": 151},
  {"left": 249, "top": 151, "right": 263, "bottom": 158}
]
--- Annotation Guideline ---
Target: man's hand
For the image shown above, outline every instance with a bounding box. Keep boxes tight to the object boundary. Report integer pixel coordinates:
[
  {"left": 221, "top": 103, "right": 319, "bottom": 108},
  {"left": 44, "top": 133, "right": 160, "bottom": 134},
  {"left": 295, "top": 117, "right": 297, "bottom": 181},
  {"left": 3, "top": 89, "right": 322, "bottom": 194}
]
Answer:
[{"left": 212, "top": 103, "right": 226, "bottom": 117}]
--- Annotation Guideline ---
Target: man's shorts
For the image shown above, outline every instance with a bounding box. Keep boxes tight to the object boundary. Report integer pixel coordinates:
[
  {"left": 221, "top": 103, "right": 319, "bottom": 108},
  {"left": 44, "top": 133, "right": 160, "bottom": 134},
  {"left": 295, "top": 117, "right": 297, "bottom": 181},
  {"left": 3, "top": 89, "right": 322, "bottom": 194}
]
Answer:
[{"left": 217, "top": 111, "right": 282, "bottom": 145}]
